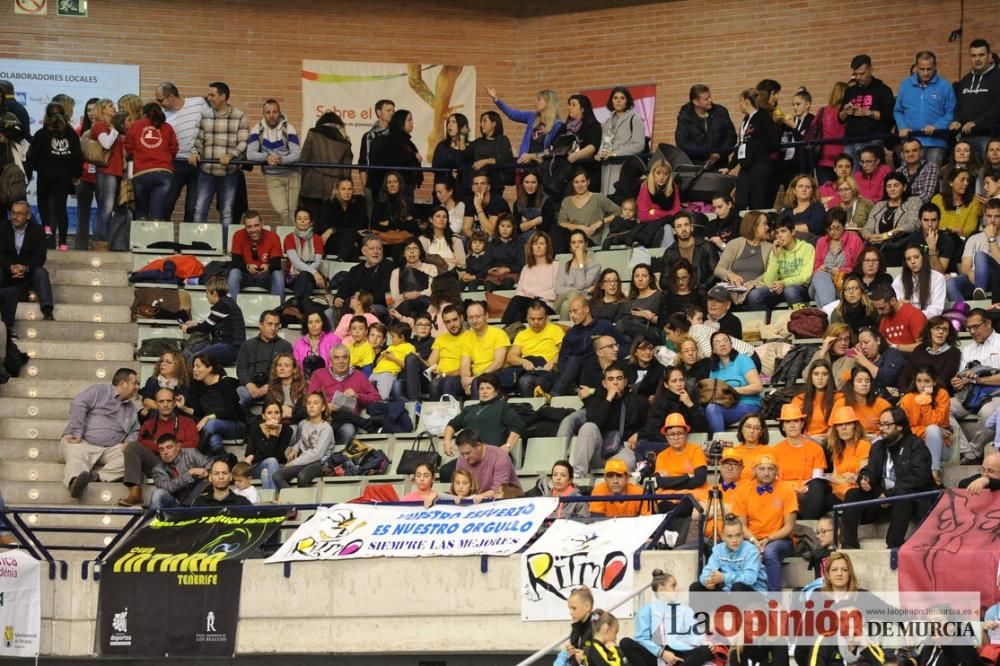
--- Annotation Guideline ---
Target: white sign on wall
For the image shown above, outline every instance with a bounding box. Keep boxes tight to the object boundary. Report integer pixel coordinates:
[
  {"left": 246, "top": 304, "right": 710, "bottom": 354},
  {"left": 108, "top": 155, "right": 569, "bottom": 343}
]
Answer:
[{"left": 0, "top": 550, "right": 41, "bottom": 658}]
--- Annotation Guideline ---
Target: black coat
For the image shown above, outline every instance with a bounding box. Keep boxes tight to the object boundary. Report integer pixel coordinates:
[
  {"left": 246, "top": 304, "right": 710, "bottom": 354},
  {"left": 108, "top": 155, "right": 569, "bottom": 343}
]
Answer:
[
  {"left": 584, "top": 387, "right": 647, "bottom": 440},
  {"left": 372, "top": 130, "right": 423, "bottom": 195},
  {"left": 860, "top": 432, "right": 934, "bottom": 497},
  {"left": 335, "top": 259, "right": 394, "bottom": 307},
  {"left": 640, "top": 389, "right": 707, "bottom": 440},
  {"left": 675, "top": 102, "right": 738, "bottom": 164},
  {"left": 729, "top": 111, "right": 779, "bottom": 169},
  {"left": 661, "top": 239, "right": 719, "bottom": 293},
  {"left": 0, "top": 219, "right": 47, "bottom": 277}
]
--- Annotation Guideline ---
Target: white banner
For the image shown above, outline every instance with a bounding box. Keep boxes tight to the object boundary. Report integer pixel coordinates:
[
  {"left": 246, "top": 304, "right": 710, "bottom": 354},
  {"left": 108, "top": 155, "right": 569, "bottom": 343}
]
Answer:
[
  {"left": 0, "top": 550, "right": 41, "bottom": 658},
  {"left": 266, "top": 498, "right": 557, "bottom": 563},
  {"left": 0, "top": 58, "right": 140, "bottom": 226},
  {"left": 520, "top": 516, "right": 670, "bottom": 621},
  {"left": 301, "top": 60, "right": 476, "bottom": 165}
]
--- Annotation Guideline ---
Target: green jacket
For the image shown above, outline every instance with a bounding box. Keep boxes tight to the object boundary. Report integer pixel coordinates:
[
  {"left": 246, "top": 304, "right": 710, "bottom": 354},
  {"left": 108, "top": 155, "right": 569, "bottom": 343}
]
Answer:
[
  {"left": 446, "top": 396, "right": 525, "bottom": 445},
  {"left": 762, "top": 239, "right": 815, "bottom": 286}
]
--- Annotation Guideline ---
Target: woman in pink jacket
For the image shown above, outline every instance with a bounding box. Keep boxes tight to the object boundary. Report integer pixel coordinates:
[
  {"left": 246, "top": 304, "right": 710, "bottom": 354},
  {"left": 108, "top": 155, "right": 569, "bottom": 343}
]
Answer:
[
  {"left": 810, "top": 208, "right": 864, "bottom": 308},
  {"left": 637, "top": 159, "right": 682, "bottom": 247}
]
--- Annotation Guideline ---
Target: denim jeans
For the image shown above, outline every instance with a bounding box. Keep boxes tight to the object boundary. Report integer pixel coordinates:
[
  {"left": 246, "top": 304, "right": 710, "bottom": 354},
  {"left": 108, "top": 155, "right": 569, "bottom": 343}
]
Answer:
[
  {"left": 969, "top": 136, "right": 991, "bottom": 161},
  {"left": 924, "top": 424, "right": 945, "bottom": 472},
  {"left": 133, "top": 170, "right": 174, "bottom": 220},
  {"left": 184, "top": 341, "right": 240, "bottom": 365},
  {"left": 149, "top": 488, "right": 180, "bottom": 511},
  {"left": 194, "top": 171, "right": 239, "bottom": 242},
  {"left": 762, "top": 538, "right": 794, "bottom": 591},
  {"left": 74, "top": 178, "right": 96, "bottom": 249},
  {"left": 251, "top": 457, "right": 281, "bottom": 490},
  {"left": 705, "top": 402, "right": 759, "bottom": 435},
  {"left": 809, "top": 270, "right": 839, "bottom": 308},
  {"left": 429, "top": 375, "right": 463, "bottom": 400},
  {"left": 227, "top": 267, "right": 285, "bottom": 300},
  {"left": 923, "top": 147, "right": 947, "bottom": 167},
  {"left": 745, "top": 283, "right": 809, "bottom": 311},
  {"left": 165, "top": 161, "right": 200, "bottom": 222},
  {"left": 95, "top": 172, "right": 120, "bottom": 242},
  {"left": 946, "top": 251, "right": 999, "bottom": 302},
  {"left": 200, "top": 418, "right": 245, "bottom": 454}
]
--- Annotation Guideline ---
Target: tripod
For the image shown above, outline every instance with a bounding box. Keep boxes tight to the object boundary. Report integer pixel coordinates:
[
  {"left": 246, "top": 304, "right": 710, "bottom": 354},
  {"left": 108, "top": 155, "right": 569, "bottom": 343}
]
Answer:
[{"left": 702, "top": 449, "right": 727, "bottom": 547}]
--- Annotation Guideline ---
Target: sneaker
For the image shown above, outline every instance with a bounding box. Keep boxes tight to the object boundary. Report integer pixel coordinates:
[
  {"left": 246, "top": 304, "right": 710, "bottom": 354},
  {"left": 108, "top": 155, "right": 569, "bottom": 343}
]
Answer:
[
  {"left": 58, "top": 244, "right": 68, "bottom": 252},
  {"left": 69, "top": 474, "right": 90, "bottom": 499},
  {"left": 42, "top": 310, "right": 54, "bottom": 321},
  {"left": 973, "top": 287, "right": 988, "bottom": 301}
]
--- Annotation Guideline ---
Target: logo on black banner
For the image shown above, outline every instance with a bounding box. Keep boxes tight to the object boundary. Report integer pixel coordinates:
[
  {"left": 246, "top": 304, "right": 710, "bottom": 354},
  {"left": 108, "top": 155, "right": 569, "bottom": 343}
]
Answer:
[{"left": 109, "top": 608, "right": 131, "bottom": 647}]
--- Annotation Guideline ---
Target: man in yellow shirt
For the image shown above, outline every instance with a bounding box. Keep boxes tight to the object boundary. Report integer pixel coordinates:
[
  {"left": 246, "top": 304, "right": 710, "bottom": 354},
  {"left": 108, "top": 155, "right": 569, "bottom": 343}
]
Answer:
[
  {"left": 427, "top": 304, "right": 472, "bottom": 399},
  {"left": 506, "top": 299, "right": 565, "bottom": 396},
  {"left": 460, "top": 301, "right": 510, "bottom": 396}
]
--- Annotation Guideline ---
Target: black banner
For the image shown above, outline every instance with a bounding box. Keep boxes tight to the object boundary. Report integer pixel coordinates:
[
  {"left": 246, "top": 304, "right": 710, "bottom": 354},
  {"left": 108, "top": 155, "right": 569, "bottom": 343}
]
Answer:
[{"left": 96, "top": 507, "right": 287, "bottom": 658}]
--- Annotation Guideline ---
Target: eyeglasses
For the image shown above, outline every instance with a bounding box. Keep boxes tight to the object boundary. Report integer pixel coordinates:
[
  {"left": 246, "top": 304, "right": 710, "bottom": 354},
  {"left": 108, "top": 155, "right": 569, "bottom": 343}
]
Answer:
[
  {"left": 968, "top": 321, "right": 987, "bottom": 333},
  {"left": 599, "top": 343, "right": 620, "bottom": 351},
  {"left": 666, "top": 432, "right": 686, "bottom": 439},
  {"left": 877, "top": 420, "right": 896, "bottom": 428},
  {"left": 835, "top": 336, "right": 851, "bottom": 344},
  {"left": 603, "top": 278, "right": 619, "bottom": 284},
  {"left": 843, "top": 285, "right": 861, "bottom": 293}
]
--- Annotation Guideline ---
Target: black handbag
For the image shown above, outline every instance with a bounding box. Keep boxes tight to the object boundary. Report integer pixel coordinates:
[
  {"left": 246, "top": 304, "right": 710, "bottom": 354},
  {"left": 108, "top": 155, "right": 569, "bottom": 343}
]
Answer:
[{"left": 396, "top": 431, "right": 442, "bottom": 475}]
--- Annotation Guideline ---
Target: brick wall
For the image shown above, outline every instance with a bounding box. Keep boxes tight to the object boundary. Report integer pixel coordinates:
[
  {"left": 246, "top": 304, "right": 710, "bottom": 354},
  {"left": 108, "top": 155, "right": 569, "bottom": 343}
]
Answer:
[{"left": 3, "top": 0, "right": 997, "bottom": 222}]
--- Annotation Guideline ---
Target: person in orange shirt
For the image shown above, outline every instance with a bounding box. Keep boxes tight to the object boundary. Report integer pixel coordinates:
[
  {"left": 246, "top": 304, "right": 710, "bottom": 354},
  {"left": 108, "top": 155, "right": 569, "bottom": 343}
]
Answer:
[
  {"left": 899, "top": 364, "right": 951, "bottom": 486},
  {"left": 732, "top": 454, "right": 798, "bottom": 591},
  {"left": 590, "top": 458, "right": 652, "bottom": 517},
  {"left": 654, "top": 413, "right": 708, "bottom": 516},
  {"left": 832, "top": 366, "right": 892, "bottom": 437},
  {"left": 732, "top": 413, "right": 770, "bottom": 481},
  {"left": 826, "top": 406, "right": 872, "bottom": 503},
  {"left": 772, "top": 403, "right": 828, "bottom": 519},
  {"left": 694, "top": 447, "right": 746, "bottom": 540},
  {"left": 790, "top": 359, "right": 838, "bottom": 440}
]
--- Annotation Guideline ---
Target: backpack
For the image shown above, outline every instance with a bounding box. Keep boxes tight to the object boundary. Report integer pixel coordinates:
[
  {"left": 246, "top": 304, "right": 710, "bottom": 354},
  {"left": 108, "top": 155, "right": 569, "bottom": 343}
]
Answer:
[
  {"left": 365, "top": 401, "right": 415, "bottom": 434},
  {"left": 5, "top": 335, "right": 28, "bottom": 378},
  {"left": 136, "top": 337, "right": 185, "bottom": 359},
  {"left": 770, "top": 343, "right": 819, "bottom": 387},
  {"left": 130, "top": 287, "right": 192, "bottom": 322},
  {"left": 80, "top": 129, "right": 111, "bottom": 166},
  {"left": 788, "top": 308, "right": 829, "bottom": 339},
  {"left": 0, "top": 163, "right": 26, "bottom": 210}
]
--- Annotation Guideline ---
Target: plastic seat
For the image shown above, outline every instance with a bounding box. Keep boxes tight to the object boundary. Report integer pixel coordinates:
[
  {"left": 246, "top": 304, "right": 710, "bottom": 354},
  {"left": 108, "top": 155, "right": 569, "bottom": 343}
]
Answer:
[
  {"left": 319, "top": 482, "right": 362, "bottom": 504},
  {"left": 520, "top": 436, "right": 569, "bottom": 475},
  {"left": 275, "top": 485, "right": 321, "bottom": 505},
  {"left": 734, "top": 311, "right": 767, "bottom": 328},
  {"left": 237, "top": 293, "right": 282, "bottom": 326},
  {"left": 593, "top": 248, "right": 630, "bottom": 276},
  {"left": 179, "top": 223, "right": 224, "bottom": 255},
  {"left": 550, "top": 396, "right": 584, "bottom": 411},
  {"left": 136, "top": 326, "right": 185, "bottom": 361},
  {"left": 132, "top": 252, "right": 173, "bottom": 273},
  {"left": 131, "top": 221, "right": 175, "bottom": 253},
  {"left": 189, "top": 292, "right": 213, "bottom": 322},
  {"left": 257, "top": 488, "right": 276, "bottom": 502},
  {"left": 274, "top": 226, "right": 296, "bottom": 243}
]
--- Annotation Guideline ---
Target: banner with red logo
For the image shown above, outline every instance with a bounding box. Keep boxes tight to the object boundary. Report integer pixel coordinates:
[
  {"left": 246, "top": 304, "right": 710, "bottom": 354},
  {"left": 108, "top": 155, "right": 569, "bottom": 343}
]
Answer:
[{"left": 0, "top": 549, "right": 40, "bottom": 658}]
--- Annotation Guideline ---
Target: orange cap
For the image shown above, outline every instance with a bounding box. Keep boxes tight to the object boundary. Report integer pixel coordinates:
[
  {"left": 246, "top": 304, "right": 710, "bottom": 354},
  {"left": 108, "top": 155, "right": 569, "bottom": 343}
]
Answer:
[
  {"left": 828, "top": 405, "right": 861, "bottom": 426},
  {"left": 755, "top": 454, "right": 778, "bottom": 469},
  {"left": 778, "top": 403, "right": 807, "bottom": 421},
  {"left": 721, "top": 447, "right": 743, "bottom": 463},
  {"left": 659, "top": 413, "right": 691, "bottom": 435},
  {"left": 604, "top": 459, "right": 629, "bottom": 475}
]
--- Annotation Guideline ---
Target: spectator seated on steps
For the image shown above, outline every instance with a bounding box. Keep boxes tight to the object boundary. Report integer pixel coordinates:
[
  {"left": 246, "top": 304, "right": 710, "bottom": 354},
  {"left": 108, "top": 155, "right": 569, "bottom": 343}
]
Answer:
[
  {"left": 0, "top": 200, "right": 55, "bottom": 321},
  {"left": 181, "top": 276, "right": 247, "bottom": 365}
]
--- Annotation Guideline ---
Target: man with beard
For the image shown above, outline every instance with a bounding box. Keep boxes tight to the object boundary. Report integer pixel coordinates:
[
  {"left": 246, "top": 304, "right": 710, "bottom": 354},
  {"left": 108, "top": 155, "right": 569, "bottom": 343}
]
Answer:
[{"left": 840, "top": 406, "right": 934, "bottom": 549}]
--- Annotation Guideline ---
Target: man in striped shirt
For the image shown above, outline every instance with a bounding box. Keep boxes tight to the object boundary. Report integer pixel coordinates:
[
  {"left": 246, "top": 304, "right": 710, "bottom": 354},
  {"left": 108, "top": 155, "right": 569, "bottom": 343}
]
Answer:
[
  {"left": 188, "top": 81, "right": 249, "bottom": 246},
  {"left": 156, "top": 82, "right": 208, "bottom": 222}
]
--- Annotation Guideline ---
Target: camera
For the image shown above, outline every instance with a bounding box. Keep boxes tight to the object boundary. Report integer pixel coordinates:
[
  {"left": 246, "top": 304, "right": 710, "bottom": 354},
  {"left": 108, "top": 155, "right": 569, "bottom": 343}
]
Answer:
[
  {"left": 252, "top": 371, "right": 268, "bottom": 386},
  {"left": 704, "top": 440, "right": 725, "bottom": 465}
]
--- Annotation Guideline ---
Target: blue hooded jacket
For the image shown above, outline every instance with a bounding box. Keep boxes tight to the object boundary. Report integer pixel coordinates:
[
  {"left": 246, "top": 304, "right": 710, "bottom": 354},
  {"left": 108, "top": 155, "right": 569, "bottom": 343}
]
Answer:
[{"left": 893, "top": 72, "right": 956, "bottom": 149}]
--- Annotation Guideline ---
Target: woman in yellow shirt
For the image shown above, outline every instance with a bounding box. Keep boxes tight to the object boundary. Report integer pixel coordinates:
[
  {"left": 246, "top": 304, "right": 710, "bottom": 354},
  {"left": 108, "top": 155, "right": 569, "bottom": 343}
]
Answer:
[{"left": 932, "top": 166, "right": 981, "bottom": 238}]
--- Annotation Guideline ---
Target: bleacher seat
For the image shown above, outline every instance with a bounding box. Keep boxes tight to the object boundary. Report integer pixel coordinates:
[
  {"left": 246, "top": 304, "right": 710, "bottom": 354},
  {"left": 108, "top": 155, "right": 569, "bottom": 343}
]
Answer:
[
  {"left": 131, "top": 221, "right": 174, "bottom": 253},
  {"left": 190, "top": 291, "right": 212, "bottom": 322},
  {"left": 319, "top": 482, "right": 361, "bottom": 504},
  {"left": 274, "top": 225, "right": 296, "bottom": 243},
  {"left": 550, "top": 396, "right": 584, "bottom": 411},
  {"left": 179, "top": 223, "right": 224, "bottom": 255},
  {"left": 136, "top": 326, "right": 184, "bottom": 361},
  {"left": 276, "top": 485, "right": 321, "bottom": 505},
  {"left": 519, "top": 436, "right": 569, "bottom": 475},
  {"left": 132, "top": 252, "right": 171, "bottom": 272},
  {"left": 323, "top": 260, "right": 356, "bottom": 280},
  {"left": 237, "top": 293, "right": 282, "bottom": 325},
  {"left": 594, "top": 248, "right": 630, "bottom": 276}
]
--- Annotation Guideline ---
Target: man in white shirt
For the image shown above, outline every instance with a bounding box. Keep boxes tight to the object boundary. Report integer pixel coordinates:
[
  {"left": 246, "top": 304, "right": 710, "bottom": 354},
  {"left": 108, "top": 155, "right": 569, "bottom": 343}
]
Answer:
[
  {"left": 951, "top": 308, "right": 1000, "bottom": 463},
  {"left": 157, "top": 82, "right": 209, "bottom": 222}
]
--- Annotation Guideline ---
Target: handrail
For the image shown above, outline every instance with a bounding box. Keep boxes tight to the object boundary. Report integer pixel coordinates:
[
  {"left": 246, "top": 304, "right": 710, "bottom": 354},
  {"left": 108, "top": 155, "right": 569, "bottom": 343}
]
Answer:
[{"left": 830, "top": 488, "right": 944, "bottom": 546}]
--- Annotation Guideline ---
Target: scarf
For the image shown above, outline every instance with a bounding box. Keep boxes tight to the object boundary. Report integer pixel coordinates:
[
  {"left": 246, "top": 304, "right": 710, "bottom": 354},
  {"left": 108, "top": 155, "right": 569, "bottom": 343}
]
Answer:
[
  {"left": 566, "top": 118, "right": 583, "bottom": 134},
  {"left": 294, "top": 227, "right": 316, "bottom": 263},
  {"left": 157, "top": 375, "right": 179, "bottom": 390}
]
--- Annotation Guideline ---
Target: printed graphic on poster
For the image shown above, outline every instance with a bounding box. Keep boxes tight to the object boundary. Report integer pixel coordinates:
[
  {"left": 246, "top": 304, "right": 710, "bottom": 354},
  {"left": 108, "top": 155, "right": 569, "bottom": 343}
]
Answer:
[
  {"left": 266, "top": 498, "right": 557, "bottom": 563},
  {"left": 301, "top": 60, "right": 477, "bottom": 165},
  {"left": 581, "top": 83, "right": 657, "bottom": 140},
  {"left": 14, "top": 0, "right": 47, "bottom": 15},
  {"left": 96, "top": 507, "right": 286, "bottom": 658},
  {"left": 520, "top": 516, "right": 670, "bottom": 621},
  {"left": 0, "top": 550, "right": 41, "bottom": 658},
  {"left": 0, "top": 58, "right": 140, "bottom": 229}
]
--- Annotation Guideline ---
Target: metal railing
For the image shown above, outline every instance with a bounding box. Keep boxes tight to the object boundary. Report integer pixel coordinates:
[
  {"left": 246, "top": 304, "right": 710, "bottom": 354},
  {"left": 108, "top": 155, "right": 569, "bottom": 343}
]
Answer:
[{"left": 830, "top": 488, "right": 944, "bottom": 549}]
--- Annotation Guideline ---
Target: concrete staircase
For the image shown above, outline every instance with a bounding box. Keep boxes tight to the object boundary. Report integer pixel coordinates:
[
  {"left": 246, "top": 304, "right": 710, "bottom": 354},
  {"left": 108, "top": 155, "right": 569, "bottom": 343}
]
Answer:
[{"left": 1, "top": 250, "right": 139, "bottom": 553}]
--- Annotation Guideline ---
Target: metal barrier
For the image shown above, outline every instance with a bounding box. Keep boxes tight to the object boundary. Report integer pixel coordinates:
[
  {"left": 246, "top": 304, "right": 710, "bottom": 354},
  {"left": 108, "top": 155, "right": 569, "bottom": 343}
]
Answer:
[{"left": 830, "top": 488, "right": 944, "bottom": 551}]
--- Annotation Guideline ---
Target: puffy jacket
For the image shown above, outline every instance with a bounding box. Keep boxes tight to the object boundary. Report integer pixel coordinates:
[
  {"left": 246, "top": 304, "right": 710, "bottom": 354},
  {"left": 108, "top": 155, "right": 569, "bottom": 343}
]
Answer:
[{"left": 675, "top": 102, "right": 737, "bottom": 163}]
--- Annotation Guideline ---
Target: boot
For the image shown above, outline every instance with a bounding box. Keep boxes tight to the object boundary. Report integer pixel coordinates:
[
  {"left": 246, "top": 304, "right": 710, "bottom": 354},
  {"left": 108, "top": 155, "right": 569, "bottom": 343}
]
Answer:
[{"left": 117, "top": 485, "right": 144, "bottom": 507}]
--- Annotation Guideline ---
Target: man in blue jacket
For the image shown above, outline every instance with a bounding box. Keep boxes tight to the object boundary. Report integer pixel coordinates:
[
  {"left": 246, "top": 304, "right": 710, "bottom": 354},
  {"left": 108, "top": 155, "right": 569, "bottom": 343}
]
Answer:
[
  {"left": 894, "top": 51, "right": 956, "bottom": 166},
  {"left": 690, "top": 514, "right": 768, "bottom": 592},
  {"left": 549, "top": 296, "right": 627, "bottom": 397}
]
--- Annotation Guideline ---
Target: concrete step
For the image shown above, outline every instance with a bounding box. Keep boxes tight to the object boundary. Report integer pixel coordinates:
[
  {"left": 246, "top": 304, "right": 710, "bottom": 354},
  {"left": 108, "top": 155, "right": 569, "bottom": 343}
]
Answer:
[
  {"left": 16, "top": 302, "right": 131, "bottom": 324},
  {"left": 0, "top": 378, "right": 102, "bottom": 399},
  {"left": 0, "top": 439, "right": 63, "bottom": 462},
  {"left": 21, "top": 341, "right": 134, "bottom": 362},
  {"left": 943, "top": 464, "right": 979, "bottom": 486},
  {"left": 49, "top": 266, "right": 130, "bottom": 288},
  {"left": 0, "top": 461, "right": 65, "bottom": 483},
  {"left": 50, "top": 285, "right": 134, "bottom": 307},
  {"left": 0, "top": 397, "right": 71, "bottom": 419},
  {"left": 1, "top": 481, "right": 126, "bottom": 506},
  {"left": 1, "top": 418, "right": 69, "bottom": 440},
  {"left": 12, "top": 320, "right": 138, "bottom": 344},
  {"left": 16, "top": 358, "right": 138, "bottom": 381},
  {"left": 43, "top": 250, "right": 133, "bottom": 269}
]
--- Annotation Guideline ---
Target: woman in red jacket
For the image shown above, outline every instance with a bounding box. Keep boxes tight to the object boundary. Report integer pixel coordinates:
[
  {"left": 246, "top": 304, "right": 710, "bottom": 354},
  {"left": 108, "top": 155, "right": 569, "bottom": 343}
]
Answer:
[{"left": 125, "top": 102, "right": 178, "bottom": 221}]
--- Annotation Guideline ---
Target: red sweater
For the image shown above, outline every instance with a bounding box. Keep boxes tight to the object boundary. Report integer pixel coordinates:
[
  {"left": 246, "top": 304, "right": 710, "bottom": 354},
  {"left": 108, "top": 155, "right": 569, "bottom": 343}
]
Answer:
[
  {"left": 231, "top": 228, "right": 283, "bottom": 272},
  {"left": 125, "top": 118, "right": 179, "bottom": 176},
  {"left": 93, "top": 120, "right": 125, "bottom": 177},
  {"left": 138, "top": 413, "right": 199, "bottom": 452},
  {"left": 879, "top": 302, "right": 927, "bottom": 346}
]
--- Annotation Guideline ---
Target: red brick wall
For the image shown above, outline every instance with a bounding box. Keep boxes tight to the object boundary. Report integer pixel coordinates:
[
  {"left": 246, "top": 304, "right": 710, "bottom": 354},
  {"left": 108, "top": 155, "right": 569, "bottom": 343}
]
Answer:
[{"left": 3, "top": 0, "right": 997, "bottom": 221}]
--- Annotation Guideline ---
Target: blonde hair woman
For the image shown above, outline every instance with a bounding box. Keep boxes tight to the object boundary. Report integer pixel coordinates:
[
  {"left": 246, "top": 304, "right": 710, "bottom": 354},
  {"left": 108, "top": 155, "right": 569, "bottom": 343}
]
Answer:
[
  {"left": 485, "top": 85, "right": 562, "bottom": 164},
  {"left": 834, "top": 175, "right": 873, "bottom": 228}
]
